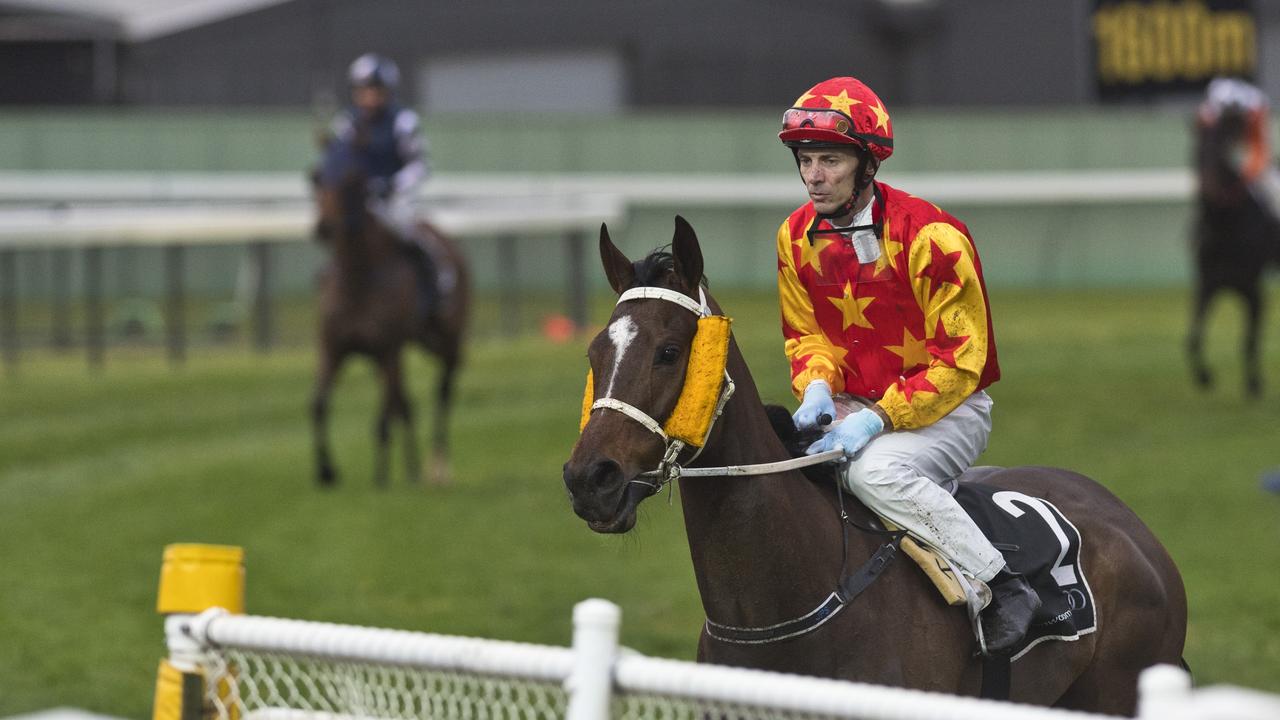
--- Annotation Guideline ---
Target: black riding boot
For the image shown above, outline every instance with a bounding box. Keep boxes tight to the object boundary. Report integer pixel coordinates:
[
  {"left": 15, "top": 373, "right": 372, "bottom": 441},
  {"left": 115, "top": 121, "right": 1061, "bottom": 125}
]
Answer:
[
  {"left": 405, "top": 241, "right": 438, "bottom": 314},
  {"left": 980, "top": 568, "right": 1041, "bottom": 655}
]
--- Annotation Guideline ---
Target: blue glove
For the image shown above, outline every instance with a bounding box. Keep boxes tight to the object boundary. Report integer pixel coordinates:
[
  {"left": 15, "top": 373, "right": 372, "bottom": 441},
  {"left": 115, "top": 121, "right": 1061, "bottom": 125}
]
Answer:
[
  {"left": 792, "top": 381, "right": 836, "bottom": 431},
  {"left": 805, "top": 408, "right": 884, "bottom": 457}
]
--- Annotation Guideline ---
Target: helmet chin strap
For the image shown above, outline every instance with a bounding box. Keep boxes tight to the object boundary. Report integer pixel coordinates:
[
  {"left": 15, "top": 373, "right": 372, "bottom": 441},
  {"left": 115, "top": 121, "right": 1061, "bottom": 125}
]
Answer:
[
  {"left": 794, "top": 145, "right": 878, "bottom": 238},
  {"left": 807, "top": 182, "right": 883, "bottom": 246}
]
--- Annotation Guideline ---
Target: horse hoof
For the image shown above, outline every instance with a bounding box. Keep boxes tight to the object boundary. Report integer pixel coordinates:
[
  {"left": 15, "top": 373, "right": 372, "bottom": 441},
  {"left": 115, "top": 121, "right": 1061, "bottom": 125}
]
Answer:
[
  {"left": 317, "top": 466, "right": 338, "bottom": 488},
  {"left": 1192, "top": 368, "right": 1213, "bottom": 389},
  {"left": 426, "top": 459, "right": 452, "bottom": 486}
]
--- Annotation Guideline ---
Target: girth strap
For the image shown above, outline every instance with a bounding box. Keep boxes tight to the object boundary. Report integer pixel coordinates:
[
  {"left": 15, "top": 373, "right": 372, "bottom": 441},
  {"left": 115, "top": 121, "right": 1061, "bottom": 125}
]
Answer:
[
  {"left": 837, "top": 539, "right": 901, "bottom": 602},
  {"left": 704, "top": 533, "right": 905, "bottom": 645}
]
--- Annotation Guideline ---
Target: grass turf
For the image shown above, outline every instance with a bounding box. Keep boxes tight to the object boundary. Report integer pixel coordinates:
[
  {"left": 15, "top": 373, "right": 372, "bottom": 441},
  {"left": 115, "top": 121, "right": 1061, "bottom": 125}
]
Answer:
[{"left": 0, "top": 286, "right": 1278, "bottom": 717}]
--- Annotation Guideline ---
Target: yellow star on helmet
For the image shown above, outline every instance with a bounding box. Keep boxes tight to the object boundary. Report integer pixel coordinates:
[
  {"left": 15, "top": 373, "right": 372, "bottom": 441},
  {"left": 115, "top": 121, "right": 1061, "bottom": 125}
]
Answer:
[
  {"left": 794, "top": 91, "right": 816, "bottom": 106},
  {"left": 829, "top": 284, "right": 875, "bottom": 330},
  {"left": 823, "top": 89, "right": 862, "bottom": 117},
  {"left": 795, "top": 232, "right": 835, "bottom": 275},
  {"left": 884, "top": 327, "right": 931, "bottom": 372},
  {"left": 867, "top": 99, "right": 890, "bottom": 132}
]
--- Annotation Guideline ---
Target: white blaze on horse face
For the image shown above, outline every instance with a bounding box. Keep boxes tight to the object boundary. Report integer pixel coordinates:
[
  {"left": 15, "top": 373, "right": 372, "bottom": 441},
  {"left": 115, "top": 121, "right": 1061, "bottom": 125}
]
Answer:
[{"left": 604, "top": 315, "right": 639, "bottom": 399}]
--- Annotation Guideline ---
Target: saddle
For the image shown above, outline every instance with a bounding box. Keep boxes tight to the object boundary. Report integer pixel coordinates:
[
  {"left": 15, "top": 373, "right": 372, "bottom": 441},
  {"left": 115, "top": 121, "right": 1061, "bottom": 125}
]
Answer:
[
  {"left": 764, "top": 405, "right": 1097, "bottom": 660},
  {"left": 889, "top": 467, "right": 1098, "bottom": 661}
]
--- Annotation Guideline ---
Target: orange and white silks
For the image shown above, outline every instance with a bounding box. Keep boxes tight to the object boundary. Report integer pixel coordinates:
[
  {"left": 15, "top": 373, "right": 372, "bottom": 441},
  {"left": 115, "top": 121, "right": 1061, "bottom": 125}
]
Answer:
[{"left": 776, "top": 181, "right": 1000, "bottom": 430}]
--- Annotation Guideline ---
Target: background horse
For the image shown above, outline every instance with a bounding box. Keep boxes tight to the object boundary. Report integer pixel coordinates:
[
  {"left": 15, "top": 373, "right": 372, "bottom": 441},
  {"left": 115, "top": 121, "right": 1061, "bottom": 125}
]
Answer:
[
  {"left": 311, "top": 139, "right": 469, "bottom": 487},
  {"left": 564, "top": 218, "right": 1186, "bottom": 715},
  {"left": 1188, "top": 105, "right": 1280, "bottom": 398}
]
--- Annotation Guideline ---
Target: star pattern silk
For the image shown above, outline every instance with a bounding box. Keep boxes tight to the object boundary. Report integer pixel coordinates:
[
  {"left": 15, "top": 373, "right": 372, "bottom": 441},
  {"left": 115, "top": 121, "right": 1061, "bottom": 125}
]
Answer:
[{"left": 776, "top": 182, "right": 1000, "bottom": 430}]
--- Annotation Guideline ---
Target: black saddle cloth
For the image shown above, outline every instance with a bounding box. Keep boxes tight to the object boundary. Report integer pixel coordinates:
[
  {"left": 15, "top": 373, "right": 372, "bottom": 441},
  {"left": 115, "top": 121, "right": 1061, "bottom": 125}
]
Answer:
[{"left": 953, "top": 470, "right": 1098, "bottom": 660}]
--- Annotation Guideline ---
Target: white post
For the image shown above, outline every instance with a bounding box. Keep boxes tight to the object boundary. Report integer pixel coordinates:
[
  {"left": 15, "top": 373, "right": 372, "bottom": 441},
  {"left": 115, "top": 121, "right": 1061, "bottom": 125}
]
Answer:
[
  {"left": 566, "top": 599, "right": 621, "bottom": 720},
  {"left": 1138, "top": 664, "right": 1192, "bottom": 720}
]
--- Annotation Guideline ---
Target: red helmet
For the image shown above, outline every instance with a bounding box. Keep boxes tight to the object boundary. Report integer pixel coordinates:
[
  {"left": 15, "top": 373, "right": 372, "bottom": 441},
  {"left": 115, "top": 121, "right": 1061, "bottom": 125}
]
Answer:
[{"left": 779, "top": 77, "right": 894, "bottom": 162}]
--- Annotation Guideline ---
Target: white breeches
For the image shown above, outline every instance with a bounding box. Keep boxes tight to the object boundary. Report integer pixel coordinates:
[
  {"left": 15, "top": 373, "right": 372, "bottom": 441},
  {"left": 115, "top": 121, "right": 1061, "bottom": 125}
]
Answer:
[
  {"left": 838, "top": 390, "right": 1005, "bottom": 582},
  {"left": 370, "top": 191, "right": 422, "bottom": 240}
]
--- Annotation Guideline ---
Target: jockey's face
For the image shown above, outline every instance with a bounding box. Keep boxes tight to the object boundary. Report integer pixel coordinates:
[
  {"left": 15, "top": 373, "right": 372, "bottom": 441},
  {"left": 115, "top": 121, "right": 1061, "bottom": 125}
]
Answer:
[
  {"left": 796, "top": 146, "right": 861, "bottom": 216},
  {"left": 352, "top": 85, "right": 390, "bottom": 116}
]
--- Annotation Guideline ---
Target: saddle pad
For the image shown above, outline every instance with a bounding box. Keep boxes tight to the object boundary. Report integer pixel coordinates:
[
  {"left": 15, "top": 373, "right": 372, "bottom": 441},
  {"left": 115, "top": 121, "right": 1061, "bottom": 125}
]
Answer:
[{"left": 954, "top": 483, "right": 1098, "bottom": 661}]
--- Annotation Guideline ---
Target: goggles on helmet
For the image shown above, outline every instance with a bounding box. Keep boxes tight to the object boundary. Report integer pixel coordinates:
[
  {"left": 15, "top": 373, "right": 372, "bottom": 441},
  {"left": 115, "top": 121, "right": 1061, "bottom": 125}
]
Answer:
[
  {"left": 780, "top": 107, "right": 893, "bottom": 151},
  {"left": 783, "top": 107, "right": 854, "bottom": 134}
]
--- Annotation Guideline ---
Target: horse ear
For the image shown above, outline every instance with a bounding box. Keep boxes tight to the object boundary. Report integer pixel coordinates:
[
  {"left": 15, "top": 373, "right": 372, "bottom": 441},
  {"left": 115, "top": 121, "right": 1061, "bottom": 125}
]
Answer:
[
  {"left": 671, "top": 215, "right": 703, "bottom": 292},
  {"left": 599, "top": 223, "right": 634, "bottom": 294}
]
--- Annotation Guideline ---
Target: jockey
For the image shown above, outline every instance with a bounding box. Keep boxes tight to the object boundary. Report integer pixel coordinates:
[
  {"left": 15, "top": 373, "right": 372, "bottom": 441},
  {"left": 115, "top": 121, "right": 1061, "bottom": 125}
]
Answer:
[
  {"left": 1198, "top": 76, "right": 1280, "bottom": 222},
  {"left": 775, "top": 76, "right": 1039, "bottom": 655},
  {"left": 330, "top": 53, "right": 439, "bottom": 308}
]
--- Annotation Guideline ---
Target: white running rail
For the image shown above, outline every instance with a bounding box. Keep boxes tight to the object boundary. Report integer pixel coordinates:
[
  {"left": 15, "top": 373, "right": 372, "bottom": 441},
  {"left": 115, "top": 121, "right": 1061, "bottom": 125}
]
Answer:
[
  {"left": 162, "top": 599, "right": 1280, "bottom": 720},
  {"left": 0, "top": 169, "right": 1192, "bottom": 206}
]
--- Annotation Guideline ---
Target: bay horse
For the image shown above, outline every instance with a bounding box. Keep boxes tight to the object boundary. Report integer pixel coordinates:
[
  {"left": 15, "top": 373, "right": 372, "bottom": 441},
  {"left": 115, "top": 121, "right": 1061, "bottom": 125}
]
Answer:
[
  {"left": 311, "top": 138, "right": 469, "bottom": 487},
  {"left": 564, "top": 217, "right": 1186, "bottom": 715},
  {"left": 1188, "top": 103, "right": 1280, "bottom": 398}
]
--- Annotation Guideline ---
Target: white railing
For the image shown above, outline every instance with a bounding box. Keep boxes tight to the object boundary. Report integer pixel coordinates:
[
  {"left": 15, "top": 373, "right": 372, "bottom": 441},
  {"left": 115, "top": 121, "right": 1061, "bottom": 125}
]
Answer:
[
  {"left": 0, "top": 169, "right": 1193, "bottom": 209},
  {"left": 161, "top": 599, "right": 1280, "bottom": 720},
  {"left": 0, "top": 194, "right": 624, "bottom": 247}
]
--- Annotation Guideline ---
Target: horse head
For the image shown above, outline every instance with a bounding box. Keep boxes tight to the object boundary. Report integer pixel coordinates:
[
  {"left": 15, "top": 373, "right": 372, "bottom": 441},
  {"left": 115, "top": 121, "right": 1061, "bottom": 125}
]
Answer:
[
  {"left": 563, "top": 216, "right": 712, "bottom": 533},
  {"left": 312, "top": 134, "right": 372, "bottom": 242}
]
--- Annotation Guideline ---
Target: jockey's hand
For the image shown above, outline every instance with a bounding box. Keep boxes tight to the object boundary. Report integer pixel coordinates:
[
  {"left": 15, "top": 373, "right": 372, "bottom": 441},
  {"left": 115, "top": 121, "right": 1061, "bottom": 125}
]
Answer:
[
  {"left": 793, "top": 380, "right": 836, "bottom": 431},
  {"left": 805, "top": 408, "right": 884, "bottom": 458}
]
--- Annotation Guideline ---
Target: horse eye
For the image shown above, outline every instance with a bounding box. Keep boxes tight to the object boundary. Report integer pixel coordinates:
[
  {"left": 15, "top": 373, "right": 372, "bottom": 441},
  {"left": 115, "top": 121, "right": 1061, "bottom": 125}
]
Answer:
[{"left": 656, "top": 345, "right": 681, "bottom": 365}]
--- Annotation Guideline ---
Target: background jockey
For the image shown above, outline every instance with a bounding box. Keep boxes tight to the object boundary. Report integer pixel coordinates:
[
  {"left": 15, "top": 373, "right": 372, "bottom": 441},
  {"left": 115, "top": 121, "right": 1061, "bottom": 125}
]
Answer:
[
  {"left": 775, "top": 76, "right": 1038, "bottom": 655},
  {"left": 329, "top": 52, "right": 438, "bottom": 308},
  {"left": 1197, "top": 76, "right": 1280, "bottom": 223}
]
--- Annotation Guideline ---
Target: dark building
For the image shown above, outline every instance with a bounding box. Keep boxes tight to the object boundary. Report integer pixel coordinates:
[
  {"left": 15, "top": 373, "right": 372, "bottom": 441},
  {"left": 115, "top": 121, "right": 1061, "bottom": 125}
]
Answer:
[{"left": 2, "top": 0, "right": 1278, "bottom": 109}]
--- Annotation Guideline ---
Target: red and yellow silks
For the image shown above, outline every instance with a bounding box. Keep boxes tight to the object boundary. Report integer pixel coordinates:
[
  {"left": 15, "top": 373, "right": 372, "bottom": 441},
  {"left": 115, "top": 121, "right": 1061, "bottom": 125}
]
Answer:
[{"left": 777, "top": 181, "right": 999, "bottom": 430}]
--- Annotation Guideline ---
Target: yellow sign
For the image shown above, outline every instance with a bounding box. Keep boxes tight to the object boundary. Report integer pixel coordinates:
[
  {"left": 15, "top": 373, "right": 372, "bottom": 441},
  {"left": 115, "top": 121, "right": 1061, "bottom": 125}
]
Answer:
[{"left": 1092, "top": 0, "right": 1256, "bottom": 94}]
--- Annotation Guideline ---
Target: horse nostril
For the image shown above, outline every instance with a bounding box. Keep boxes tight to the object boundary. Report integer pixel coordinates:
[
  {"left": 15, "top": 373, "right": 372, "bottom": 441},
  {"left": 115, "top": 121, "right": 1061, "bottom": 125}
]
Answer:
[{"left": 588, "top": 459, "right": 622, "bottom": 489}]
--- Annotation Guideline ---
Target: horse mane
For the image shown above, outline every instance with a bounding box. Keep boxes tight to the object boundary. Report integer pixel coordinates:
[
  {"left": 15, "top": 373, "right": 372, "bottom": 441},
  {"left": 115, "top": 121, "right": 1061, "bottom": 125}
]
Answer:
[{"left": 632, "top": 247, "right": 709, "bottom": 290}]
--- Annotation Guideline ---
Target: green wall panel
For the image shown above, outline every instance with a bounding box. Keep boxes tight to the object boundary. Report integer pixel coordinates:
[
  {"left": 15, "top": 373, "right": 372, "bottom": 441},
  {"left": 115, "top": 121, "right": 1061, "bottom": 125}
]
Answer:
[{"left": 0, "top": 106, "right": 1256, "bottom": 290}]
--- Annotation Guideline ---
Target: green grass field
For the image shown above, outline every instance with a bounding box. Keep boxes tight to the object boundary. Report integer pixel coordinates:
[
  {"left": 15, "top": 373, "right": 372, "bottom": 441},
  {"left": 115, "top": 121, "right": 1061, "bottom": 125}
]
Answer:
[{"left": 1, "top": 286, "right": 1278, "bottom": 717}]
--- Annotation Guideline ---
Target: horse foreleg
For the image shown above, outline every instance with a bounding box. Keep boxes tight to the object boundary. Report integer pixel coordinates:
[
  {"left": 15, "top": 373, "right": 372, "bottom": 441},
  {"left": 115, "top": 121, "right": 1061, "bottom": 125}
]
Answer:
[
  {"left": 396, "top": 370, "right": 421, "bottom": 485},
  {"left": 1242, "top": 283, "right": 1264, "bottom": 398},
  {"left": 312, "top": 349, "right": 345, "bottom": 487},
  {"left": 373, "top": 352, "right": 405, "bottom": 488},
  {"left": 1187, "top": 276, "right": 1215, "bottom": 389},
  {"left": 429, "top": 355, "right": 458, "bottom": 485}
]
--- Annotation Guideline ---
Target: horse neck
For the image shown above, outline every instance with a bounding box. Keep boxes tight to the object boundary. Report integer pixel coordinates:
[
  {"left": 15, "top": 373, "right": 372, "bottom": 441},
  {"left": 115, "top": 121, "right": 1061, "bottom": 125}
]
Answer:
[
  {"left": 332, "top": 218, "right": 393, "bottom": 291},
  {"left": 676, "top": 336, "right": 851, "bottom": 626}
]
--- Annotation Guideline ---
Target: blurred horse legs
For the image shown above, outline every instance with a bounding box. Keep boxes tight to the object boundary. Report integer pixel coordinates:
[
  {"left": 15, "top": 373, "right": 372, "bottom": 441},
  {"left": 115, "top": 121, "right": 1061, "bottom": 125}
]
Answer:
[
  {"left": 312, "top": 348, "right": 346, "bottom": 487},
  {"left": 1187, "top": 275, "right": 1215, "bottom": 389},
  {"left": 1242, "top": 282, "right": 1263, "bottom": 398},
  {"left": 429, "top": 351, "right": 458, "bottom": 485},
  {"left": 373, "top": 350, "right": 417, "bottom": 487}
]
